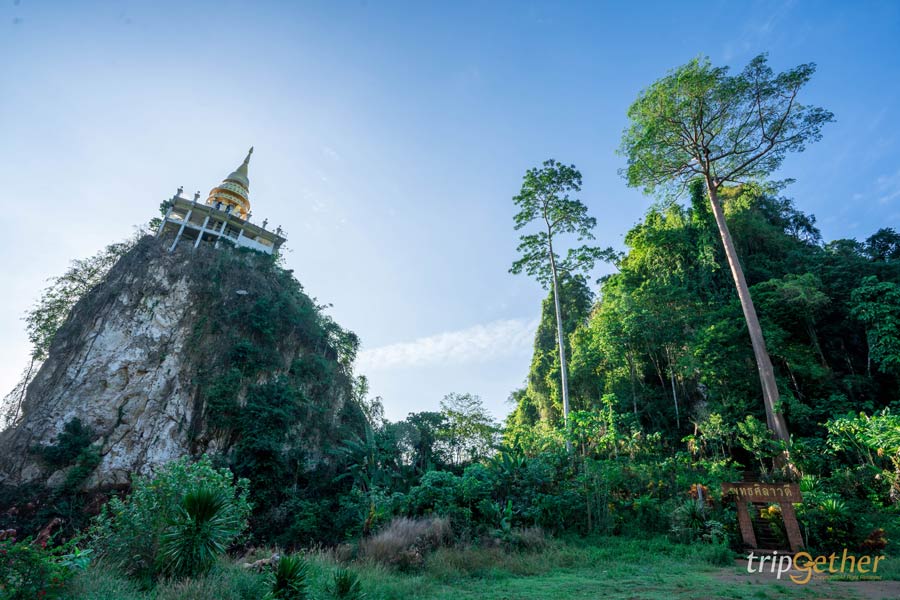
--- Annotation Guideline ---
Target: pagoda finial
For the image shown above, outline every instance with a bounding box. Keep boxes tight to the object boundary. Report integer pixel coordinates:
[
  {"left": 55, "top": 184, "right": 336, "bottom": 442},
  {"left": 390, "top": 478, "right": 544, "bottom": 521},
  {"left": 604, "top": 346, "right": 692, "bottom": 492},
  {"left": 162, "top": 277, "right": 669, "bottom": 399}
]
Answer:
[{"left": 233, "top": 147, "right": 253, "bottom": 179}]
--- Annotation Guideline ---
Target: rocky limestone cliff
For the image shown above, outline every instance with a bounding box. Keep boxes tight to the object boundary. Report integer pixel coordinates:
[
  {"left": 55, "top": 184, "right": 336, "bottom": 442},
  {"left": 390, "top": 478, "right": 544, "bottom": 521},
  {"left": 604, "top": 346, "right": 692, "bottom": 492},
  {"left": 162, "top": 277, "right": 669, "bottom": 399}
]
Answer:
[{"left": 0, "top": 236, "right": 364, "bottom": 489}]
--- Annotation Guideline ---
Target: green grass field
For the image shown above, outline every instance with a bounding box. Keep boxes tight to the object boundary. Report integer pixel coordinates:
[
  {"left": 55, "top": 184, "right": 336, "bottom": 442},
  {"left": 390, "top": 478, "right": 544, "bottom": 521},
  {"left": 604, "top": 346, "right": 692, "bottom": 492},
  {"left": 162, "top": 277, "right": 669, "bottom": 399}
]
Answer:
[{"left": 69, "top": 537, "right": 900, "bottom": 600}]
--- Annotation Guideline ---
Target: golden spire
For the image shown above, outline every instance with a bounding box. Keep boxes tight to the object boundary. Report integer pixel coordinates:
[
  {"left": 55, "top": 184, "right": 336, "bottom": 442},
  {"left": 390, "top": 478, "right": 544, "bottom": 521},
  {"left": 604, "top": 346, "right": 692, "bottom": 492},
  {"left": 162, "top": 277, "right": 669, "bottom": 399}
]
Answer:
[
  {"left": 206, "top": 148, "right": 254, "bottom": 220},
  {"left": 233, "top": 147, "right": 253, "bottom": 180}
]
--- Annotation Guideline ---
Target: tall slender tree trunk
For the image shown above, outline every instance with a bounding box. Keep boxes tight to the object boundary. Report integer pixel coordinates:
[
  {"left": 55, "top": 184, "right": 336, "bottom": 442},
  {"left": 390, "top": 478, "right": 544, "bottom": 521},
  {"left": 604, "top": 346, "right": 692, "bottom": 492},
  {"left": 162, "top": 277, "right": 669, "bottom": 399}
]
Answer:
[
  {"left": 705, "top": 181, "right": 791, "bottom": 445},
  {"left": 547, "top": 236, "right": 573, "bottom": 452},
  {"left": 666, "top": 346, "right": 680, "bottom": 429},
  {"left": 806, "top": 320, "right": 829, "bottom": 368},
  {"left": 628, "top": 353, "right": 638, "bottom": 415}
]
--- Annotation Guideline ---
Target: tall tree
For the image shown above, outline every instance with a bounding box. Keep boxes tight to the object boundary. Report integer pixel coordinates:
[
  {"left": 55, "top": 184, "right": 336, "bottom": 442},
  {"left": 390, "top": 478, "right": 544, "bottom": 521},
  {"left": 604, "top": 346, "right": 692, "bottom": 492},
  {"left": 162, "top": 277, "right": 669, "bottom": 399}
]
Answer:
[
  {"left": 851, "top": 277, "right": 900, "bottom": 376},
  {"left": 438, "top": 393, "right": 498, "bottom": 465},
  {"left": 864, "top": 228, "right": 900, "bottom": 263},
  {"left": 620, "top": 55, "right": 833, "bottom": 444},
  {"left": 510, "top": 160, "right": 609, "bottom": 443},
  {"left": 402, "top": 411, "right": 449, "bottom": 473}
]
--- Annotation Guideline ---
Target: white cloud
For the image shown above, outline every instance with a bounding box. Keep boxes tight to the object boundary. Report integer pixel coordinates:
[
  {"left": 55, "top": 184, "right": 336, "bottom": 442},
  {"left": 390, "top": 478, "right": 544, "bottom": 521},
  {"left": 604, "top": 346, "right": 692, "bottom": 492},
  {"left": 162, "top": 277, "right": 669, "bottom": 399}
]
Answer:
[{"left": 357, "top": 318, "right": 538, "bottom": 371}]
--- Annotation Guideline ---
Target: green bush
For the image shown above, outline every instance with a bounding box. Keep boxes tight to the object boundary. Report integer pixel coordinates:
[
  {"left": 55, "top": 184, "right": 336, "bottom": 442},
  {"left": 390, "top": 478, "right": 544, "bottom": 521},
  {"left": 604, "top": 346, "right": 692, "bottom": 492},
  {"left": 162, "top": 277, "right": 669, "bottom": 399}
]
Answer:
[
  {"left": 31, "top": 418, "right": 93, "bottom": 468},
  {"left": 798, "top": 496, "right": 858, "bottom": 552},
  {"left": 0, "top": 537, "right": 89, "bottom": 599},
  {"left": 265, "top": 554, "right": 310, "bottom": 600},
  {"left": 326, "top": 568, "right": 365, "bottom": 599},
  {"left": 406, "top": 471, "right": 462, "bottom": 516},
  {"left": 669, "top": 499, "right": 725, "bottom": 545},
  {"left": 89, "top": 456, "right": 250, "bottom": 586},
  {"left": 159, "top": 486, "right": 244, "bottom": 578}
]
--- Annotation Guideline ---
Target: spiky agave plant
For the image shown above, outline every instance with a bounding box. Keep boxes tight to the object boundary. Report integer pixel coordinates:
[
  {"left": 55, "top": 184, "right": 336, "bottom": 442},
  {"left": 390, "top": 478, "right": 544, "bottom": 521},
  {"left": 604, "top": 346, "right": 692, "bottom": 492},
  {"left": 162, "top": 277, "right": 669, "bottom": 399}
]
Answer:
[
  {"left": 265, "top": 554, "right": 310, "bottom": 600},
  {"left": 819, "top": 497, "right": 849, "bottom": 519},
  {"left": 158, "top": 486, "right": 241, "bottom": 578},
  {"left": 326, "top": 567, "right": 366, "bottom": 599},
  {"left": 669, "top": 498, "right": 711, "bottom": 543}
]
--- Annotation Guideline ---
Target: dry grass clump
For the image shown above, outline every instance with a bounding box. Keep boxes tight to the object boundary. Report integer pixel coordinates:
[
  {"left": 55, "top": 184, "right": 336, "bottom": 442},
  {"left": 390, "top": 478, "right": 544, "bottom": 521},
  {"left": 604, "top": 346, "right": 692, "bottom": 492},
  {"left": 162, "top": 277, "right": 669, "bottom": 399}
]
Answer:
[
  {"left": 359, "top": 517, "right": 451, "bottom": 570},
  {"left": 505, "top": 526, "right": 549, "bottom": 551}
]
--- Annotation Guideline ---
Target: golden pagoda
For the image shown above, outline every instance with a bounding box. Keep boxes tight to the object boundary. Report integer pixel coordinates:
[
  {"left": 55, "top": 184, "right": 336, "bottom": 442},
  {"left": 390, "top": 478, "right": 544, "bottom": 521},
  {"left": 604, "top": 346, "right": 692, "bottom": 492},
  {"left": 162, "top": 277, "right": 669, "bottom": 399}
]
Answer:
[
  {"left": 155, "top": 148, "right": 286, "bottom": 255},
  {"left": 206, "top": 147, "right": 253, "bottom": 219}
]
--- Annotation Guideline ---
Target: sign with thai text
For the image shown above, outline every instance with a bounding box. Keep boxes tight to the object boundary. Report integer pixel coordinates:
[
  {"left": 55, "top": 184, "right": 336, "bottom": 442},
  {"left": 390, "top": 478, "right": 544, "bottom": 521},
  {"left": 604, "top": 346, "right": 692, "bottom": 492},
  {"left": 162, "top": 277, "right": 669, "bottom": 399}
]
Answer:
[
  {"left": 722, "top": 482, "right": 801, "bottom": 503},
  {"left": 721, "top": 481, "right": 805, "bottom": 552}
]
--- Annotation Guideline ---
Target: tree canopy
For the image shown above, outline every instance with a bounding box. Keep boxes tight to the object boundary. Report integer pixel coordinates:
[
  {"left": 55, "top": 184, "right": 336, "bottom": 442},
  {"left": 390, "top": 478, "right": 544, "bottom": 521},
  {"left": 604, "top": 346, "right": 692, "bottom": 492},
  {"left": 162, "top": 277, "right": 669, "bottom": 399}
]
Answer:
[{"left": 621, "top": 54, "right": 834, "bottom": 194}]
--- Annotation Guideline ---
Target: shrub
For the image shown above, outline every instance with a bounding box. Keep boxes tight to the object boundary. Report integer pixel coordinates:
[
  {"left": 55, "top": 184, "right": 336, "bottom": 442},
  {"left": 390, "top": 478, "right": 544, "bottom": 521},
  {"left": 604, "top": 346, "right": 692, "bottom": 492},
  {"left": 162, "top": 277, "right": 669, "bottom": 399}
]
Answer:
[
  {"left": 797, "top": 495, "right": 860, "bottom": 552},
  {"left": 89, "top": 456, "right": 250, "bottom": 586},
  {"left": 32, "top": 418, "right": 93, "bottom": 468},
  {"left": 825, "top": 411, "right": 900, "bottom": 505},
  {"left": 860, "top": 528, "right": 888, "bottom": 554},
  {"left": 0, "top": 536, "right": 89, "bottom": 599},
  {"left": 669, "top": 499, "right": 725, "bottom": 545},
  {"left": 265, "top": 554, "right": 310, "bottom": 600},
  {"left": 406, "top": 472, "right": 462, "bottom": 516},
  {"left": 359, "top": 517, "right": 451, "bottom": 570},
  {"left": 326, "top": 568, "right": 365, "bottom": 599},
  {"left": 159, "top": 486, "right": 244, "bottom": 578},
  {"left": 503, "top": 526, "right": 549, "bottom": 551}
]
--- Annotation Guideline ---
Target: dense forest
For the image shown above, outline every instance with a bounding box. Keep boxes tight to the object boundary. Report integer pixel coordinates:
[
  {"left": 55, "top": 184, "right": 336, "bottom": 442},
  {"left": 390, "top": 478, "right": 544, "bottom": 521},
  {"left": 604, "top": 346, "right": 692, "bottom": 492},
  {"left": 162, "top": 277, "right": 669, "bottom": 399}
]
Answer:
[{"left": 510, "top": 181, "right": 900, "bottom": 446}]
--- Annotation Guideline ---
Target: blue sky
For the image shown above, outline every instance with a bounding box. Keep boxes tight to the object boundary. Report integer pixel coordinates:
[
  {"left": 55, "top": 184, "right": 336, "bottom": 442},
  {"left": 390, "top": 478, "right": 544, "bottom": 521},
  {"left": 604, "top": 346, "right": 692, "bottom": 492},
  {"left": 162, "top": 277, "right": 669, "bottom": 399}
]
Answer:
[{"left": 1, "top": 1, "right": 898, "bottom": 422}]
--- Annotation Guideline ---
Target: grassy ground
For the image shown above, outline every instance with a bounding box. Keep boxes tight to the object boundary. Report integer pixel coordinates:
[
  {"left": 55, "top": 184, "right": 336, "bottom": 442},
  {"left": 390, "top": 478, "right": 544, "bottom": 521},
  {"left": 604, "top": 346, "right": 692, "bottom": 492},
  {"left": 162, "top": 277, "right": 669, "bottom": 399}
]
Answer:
[{"left": 68, "top": 537, "right": 900, "bottom": 600}]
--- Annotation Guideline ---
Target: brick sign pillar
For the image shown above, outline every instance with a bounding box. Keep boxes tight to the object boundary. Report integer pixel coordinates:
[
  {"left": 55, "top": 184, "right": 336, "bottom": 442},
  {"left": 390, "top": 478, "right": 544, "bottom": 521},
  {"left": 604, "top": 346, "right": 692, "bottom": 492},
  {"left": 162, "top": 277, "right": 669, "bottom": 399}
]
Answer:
[{"left": 722, "top": 482, "right": 804, "bottom": 552}]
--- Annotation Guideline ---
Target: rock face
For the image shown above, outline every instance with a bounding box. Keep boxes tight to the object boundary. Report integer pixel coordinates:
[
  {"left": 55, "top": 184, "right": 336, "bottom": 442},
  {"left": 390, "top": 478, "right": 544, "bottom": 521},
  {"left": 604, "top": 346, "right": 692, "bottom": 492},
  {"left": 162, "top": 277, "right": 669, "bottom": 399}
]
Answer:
[{"left": 0, "top": 236, "right": 361, "bottom": 489}]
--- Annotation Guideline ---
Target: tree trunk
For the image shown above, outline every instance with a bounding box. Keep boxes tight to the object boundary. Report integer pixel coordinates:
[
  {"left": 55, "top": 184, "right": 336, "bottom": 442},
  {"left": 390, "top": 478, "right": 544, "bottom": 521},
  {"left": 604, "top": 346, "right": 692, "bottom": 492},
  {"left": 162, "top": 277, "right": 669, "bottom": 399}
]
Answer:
[
  {"left": 806, "top": 320, "right": 829, "bottom": 368},
  {"left": 705, "top": 182, "right": 791, "bottom": 445},
  {"left": 628, "top": 352, "right": 638, "bottom": 415},
  {"left": 666, "top": 346, "right": 680, "bottom": 429},
  {"left": 547, "top": 239, "right": 573, "bottom": 452}
]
